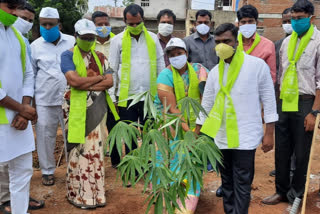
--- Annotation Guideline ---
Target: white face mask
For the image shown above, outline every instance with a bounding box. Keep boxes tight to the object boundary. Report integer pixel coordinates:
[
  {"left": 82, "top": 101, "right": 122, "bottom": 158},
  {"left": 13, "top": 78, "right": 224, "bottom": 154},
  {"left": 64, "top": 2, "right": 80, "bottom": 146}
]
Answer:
[
  {"left": 158, "top": 23, "right": 173, "bottom": 37},
  {"left": 239, "top": 24, "right": 256, "bottom": 38},
  {"left": 169, "top": 54, "right": 187, "bottom": 69},
  {"left": 13, "top": 17, "right": 33, "bottom": 35},
  {"left": 282, "top": 23, "right": 293, "bottom": 35},
  {"left": 196, "top": 24, "right": 210, "bottom": 35}
]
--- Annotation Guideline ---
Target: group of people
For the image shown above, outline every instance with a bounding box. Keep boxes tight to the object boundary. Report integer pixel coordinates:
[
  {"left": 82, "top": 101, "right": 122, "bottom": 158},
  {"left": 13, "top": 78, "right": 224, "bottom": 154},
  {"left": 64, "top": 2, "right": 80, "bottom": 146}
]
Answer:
[{"left": 0, "top": 0, "right": 319, "bottom": 213}]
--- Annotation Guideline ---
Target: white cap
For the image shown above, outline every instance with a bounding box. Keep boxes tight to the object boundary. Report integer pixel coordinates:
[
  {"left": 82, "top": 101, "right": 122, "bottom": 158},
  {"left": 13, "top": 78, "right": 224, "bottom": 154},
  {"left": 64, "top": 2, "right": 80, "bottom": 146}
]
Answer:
[
  {"left": 164, "top": 38, "right": 187, "bottom": 53},
  {"left": 74, "top": 19, "right": 97, "bottom": 35},
  {"left": 39, "top": 7, "right": 59, "bottom": 19}
]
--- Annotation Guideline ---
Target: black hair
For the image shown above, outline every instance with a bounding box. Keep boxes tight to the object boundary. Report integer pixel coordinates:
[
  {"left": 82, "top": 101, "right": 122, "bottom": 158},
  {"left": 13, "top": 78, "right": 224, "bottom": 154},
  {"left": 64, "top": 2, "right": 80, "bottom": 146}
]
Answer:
[
  {"left": 195, "top": 9, "right": 212, "bottom": 21},
  {"left": 24, "top": 2, "right": 35, "bottom": 14},
  {"left": 214, "top": 23, "right": 238, "bottom": 40},
  {"left": 282, "top": 8, "right": 291, "bottom": 15},
  {"left": 157, "top": 9, "right": 176, "bottom": 23},
  {"left": 123, "top": 4, "right": 144, "bottom": 21},
  {"left": 0, "top": 0, "right": 25, "bottom": 7},
  {"left": 92, "top": 11, "right": 109, "bottom": 23},
  {"left": 237, "top": 5, "right": 259, "bottom": 21},
  {"left": 291, "top": 0, "right": 314, "bottom": 15}
]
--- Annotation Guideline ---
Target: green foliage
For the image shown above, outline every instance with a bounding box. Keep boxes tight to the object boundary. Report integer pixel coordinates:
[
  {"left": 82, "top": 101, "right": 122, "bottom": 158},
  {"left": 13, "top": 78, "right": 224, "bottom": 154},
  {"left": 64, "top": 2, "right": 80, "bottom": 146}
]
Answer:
[
  {"left": 107, "top": 91, "right": 222, "bottom": 214},
  {"left": 28, "top": 0, "right": 88, "bottom": 37},
  {"left": 122, "top": 0, "right": 134, "bottom": 7}
]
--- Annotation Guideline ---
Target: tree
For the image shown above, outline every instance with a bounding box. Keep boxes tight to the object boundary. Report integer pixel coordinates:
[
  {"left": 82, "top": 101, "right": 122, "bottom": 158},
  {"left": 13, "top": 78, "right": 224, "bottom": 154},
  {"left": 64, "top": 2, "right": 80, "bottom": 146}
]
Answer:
[
  {"left": 28, "top": 0, "right": 88, "bottom": 39},
  {"left": 122, "top": 0, "right": 134, "bottom": 7},
  {"left": 107, "top": 91, "right": 222, "bottom": 214},
  {"left": 114, "top": 0, "right": 119, "bottom": 7}
]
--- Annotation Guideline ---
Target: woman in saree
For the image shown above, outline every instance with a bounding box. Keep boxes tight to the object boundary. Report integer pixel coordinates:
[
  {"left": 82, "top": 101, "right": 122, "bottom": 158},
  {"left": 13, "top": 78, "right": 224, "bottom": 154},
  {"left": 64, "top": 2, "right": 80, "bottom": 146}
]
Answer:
[
  {"left": 60, "top": 19, "right": 116, "bottom": 209},
  {"left": 154, "top": 38, "right": 209, "bottom": 213}
]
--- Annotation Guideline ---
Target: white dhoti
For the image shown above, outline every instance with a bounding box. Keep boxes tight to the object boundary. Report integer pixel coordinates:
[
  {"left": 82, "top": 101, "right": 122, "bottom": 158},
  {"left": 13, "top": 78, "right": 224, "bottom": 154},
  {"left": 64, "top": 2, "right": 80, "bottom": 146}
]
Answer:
[
  {"left": 35, "top": 105, "right": 65, "bottom": 175},
  {"left": 0, "top": 152, "right": 33, "bottom": 214},
  {"left": 0, "top": 163, "right": 10, "bottom": 204}
]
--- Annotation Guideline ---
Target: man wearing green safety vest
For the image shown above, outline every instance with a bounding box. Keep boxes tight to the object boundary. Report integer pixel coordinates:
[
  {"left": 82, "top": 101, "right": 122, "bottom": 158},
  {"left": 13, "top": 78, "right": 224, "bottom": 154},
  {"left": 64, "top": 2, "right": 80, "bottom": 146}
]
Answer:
[
  {"left": 109, "top": 4, "right": 165, "bottom": 167},
  {"left": 237, "top": 5, "right": 276, "bottom": 84},
  {"left": 0, "top": 0, "right": 37, "bottom": 213},
  {"left": 195, "top": 23, "right": 278, "bottom": 214},
  {"left": 263, "top": 0, "right": 320, "bottom": 206},
  {"left": 0, "top": 2, "right": 45, "bottom": 213},
  {"left": 92, "top": 11, "right": 115, "bottom": 64}
]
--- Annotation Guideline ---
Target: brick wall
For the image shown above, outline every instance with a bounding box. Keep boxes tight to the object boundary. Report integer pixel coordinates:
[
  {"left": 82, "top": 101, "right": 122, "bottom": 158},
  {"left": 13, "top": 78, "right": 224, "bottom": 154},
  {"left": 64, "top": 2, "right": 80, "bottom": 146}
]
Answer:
[{"left": 239, "top": 0, "right": 320, "bottom": 41}]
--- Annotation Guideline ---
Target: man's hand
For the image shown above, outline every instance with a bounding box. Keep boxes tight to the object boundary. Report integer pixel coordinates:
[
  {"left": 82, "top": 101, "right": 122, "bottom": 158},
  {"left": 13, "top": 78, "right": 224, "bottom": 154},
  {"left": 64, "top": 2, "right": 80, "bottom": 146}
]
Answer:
[
  {"left": 11, "top": 114, "right": 28, "bottom": 130},
  {"left": 19, "top": 104, "right": 36, "bottom": 121},
  {"left": 194, "top": 125, "right": 202, "bottom": 135},
  {"left": 261, "top": 133, "right": 274, "bottom": 153},
  {"left": 304, "top": 113, "right": 316, "bottom": 132},
  {"left": 32, "top": 112, "right": 38, "bottom": 125}
]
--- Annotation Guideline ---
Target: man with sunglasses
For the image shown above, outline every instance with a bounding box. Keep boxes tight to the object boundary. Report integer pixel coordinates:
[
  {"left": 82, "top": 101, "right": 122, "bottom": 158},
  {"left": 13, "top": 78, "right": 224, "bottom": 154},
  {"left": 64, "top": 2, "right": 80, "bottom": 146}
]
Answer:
[
  {"left": 263, "top": 0, "right": 320, "bottom": 205},
  {"left": 30, "top": 7, "right": 75, "bottom": 186}
]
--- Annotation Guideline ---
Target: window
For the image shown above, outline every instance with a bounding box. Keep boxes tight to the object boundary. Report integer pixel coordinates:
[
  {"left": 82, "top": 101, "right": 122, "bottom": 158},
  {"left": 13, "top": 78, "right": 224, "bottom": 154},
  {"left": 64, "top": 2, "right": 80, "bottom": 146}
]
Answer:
[
  {"left": 223, "top": 0, "right": 232, "bottom": 11},
  {"left": 141, "top": 0, "right": 150, "bottom": 7},
  {"left": 223, "top": 0, "right": 232, "bottom": 6}
]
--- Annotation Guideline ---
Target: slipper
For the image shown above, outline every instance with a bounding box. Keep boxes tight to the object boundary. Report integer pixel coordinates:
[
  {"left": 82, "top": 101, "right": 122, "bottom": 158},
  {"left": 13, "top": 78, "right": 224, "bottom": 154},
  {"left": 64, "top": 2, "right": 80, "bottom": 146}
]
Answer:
[
  {"left": 28, "top": 197, "right": 45, "bottom": 210},
  {"left": 42, "top": 174, "right": 55, "bottom": 186},
  {"left": 0, "top": 201, "right": 11, "bottom": 214}
]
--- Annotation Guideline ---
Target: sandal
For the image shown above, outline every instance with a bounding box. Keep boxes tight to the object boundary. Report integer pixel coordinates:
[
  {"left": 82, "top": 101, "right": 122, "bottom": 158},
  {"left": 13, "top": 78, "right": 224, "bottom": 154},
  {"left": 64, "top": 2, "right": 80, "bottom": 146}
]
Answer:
[
  {"left": 42, "top": 174, "right": 55, "bottom": 186},
  {"left": 0, "top": 201, "right": 11, "bottom": 214},
  {"left": 28, "top": 197, "right": 45, "bottom": 210}
]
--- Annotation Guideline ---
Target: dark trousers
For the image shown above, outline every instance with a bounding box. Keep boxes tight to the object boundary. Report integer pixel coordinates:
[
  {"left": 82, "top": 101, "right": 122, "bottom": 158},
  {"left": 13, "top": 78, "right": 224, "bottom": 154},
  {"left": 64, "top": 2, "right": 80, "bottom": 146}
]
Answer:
[
  {"left": 219, "top": 149, "right": 256, "bottom": 214},
  {"left": 106, "top": 107, "right": 119, "bottom": 166},
  {"left": 275, "top": 98, "right": 314, "bottom": 203},
  {"left": 110, "top": 101, "right": 145, "bottom": 166}
]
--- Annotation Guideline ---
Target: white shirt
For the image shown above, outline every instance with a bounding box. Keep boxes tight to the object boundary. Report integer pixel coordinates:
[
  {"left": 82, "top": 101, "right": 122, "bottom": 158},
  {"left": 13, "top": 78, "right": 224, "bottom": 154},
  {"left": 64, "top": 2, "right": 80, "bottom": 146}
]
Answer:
[
  {"left": 95, "top": 39, "right": 117, "bottom": 102},
  {"left": 196, "top": 54, "right": 278, "bottom": 150},
  {"left": 0, "top": 23, "right": 35, "bottom": 162},
  {"left": 109, "top": 30, "right": 165, "bottom": 100},
  {"left": 31, "top": 33, "right": 75, "bottom": 106}
]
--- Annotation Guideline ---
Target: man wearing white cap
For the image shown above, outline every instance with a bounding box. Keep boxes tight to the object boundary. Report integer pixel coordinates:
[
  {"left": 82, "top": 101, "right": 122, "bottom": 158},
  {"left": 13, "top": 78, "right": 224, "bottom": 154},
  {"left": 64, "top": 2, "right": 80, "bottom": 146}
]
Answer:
[
  {"left": 0, "top": 0, "right": 37, "bottom": 213},
  {"left": 31, "top": 7, "right": 75, "bottom": 186}
]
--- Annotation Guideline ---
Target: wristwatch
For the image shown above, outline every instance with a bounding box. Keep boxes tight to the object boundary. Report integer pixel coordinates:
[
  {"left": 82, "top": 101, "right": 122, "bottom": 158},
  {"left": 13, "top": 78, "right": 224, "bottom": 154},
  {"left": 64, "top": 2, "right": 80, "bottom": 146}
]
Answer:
[{"left": 311, "top": 109, "right": 320, "bottom": 117}]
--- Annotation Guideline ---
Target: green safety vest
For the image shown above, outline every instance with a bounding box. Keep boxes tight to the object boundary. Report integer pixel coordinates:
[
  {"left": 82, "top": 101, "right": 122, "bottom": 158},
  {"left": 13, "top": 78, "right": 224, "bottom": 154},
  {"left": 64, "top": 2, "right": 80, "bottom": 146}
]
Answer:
[
  {"left": 0, "top": 26, "right": 26, "bottom": 124},
  {"left": 68, "top": 46, "right": 119, "bottom": 144},
  {"left": 171, "top": 63, "right": 200, "bottom": 130}
]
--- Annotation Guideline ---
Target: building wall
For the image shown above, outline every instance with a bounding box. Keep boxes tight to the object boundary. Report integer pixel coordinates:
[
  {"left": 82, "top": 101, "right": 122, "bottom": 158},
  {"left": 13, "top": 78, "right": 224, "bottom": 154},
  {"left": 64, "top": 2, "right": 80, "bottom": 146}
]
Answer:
[
  {"left": 134, "top": 0, "right": 188, "bottom": 19},
  {"left": 239, "top": 0, "right": 320, "bottom": 41}
]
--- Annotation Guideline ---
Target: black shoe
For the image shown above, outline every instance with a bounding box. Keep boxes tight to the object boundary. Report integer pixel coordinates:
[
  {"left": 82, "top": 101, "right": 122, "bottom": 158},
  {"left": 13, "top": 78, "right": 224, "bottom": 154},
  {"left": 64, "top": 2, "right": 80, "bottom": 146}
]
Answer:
[
  {"left": 269, "top": 170, "right": 276, "bottom": 177},
  {"left": 216, "top": 185, "right": 223, "bottom": 197}
]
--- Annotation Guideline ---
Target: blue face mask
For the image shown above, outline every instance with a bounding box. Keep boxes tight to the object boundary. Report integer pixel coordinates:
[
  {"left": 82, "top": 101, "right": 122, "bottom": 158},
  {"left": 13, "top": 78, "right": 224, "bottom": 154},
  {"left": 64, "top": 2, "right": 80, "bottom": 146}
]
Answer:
[
  {"left": 96, "top": 26, "right": 112, "bottom": 38},
  {"left": 40, "top": 25, "right": 60, "bottom": 42},
  {"left": 291, "top": 17, "right": 311, "bottom": 36}
]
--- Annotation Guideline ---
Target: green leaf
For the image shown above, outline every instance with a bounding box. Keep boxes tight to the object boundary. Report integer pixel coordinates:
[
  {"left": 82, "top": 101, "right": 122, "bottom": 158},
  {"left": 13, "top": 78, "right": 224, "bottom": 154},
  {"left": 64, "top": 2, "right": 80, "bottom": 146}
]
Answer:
[
  {"left": 155, "top": 192, "right": 164, "bottom": 214},
  {"left": 126, "top": 91, "right": 148, "bottom": 109},
  {"left": 160, "top": 117, "right": 179, "bottom": 130},
  {"left": 145, "top": 193, "right": 156, "bottom": 214}
]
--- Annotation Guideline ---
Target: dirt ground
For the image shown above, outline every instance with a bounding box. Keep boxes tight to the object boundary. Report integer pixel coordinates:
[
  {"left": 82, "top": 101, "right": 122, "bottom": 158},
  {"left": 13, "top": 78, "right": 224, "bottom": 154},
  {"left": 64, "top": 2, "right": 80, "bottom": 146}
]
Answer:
[{"left": 23, "top": 129, "right": 320, "bottom": 214}]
